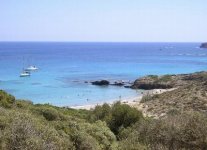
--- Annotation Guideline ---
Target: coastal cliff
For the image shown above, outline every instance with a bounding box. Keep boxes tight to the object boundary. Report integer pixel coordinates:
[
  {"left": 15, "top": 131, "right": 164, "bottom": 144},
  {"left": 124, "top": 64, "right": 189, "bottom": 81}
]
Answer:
[{"left": 200, "top": 42, "right": 207, "bottom": 48}]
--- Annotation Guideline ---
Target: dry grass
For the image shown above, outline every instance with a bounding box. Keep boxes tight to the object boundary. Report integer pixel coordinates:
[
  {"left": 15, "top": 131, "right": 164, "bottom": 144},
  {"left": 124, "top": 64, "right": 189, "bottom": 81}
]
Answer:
[{"left": 137, "top": 72, "right": 207, "bottom": 117}]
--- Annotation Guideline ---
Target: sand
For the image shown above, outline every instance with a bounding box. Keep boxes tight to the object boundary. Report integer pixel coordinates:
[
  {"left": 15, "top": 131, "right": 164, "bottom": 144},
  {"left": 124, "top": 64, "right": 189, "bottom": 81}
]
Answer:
[{"left": 70, "top": 88, "right": 176, "bottom": 110}]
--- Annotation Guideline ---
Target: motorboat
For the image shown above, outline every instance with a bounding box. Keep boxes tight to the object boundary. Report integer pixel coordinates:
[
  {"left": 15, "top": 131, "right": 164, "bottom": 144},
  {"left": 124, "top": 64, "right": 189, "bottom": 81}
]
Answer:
[
  {"left": 20, "top": 71, "right": 30, "bottom": 77},
  {"left": 25, "top": 66, "right": 39, "bottom": 71}
]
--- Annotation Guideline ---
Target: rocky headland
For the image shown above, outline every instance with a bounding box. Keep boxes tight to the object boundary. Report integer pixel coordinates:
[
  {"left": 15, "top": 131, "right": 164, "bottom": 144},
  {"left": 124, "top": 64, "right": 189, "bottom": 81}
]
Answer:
[
  {"left": 130, "top": 72, "right": 206, "bottom": 90},
  {"left": 133, "top": 71, "right": 207, "bottom": 118}
]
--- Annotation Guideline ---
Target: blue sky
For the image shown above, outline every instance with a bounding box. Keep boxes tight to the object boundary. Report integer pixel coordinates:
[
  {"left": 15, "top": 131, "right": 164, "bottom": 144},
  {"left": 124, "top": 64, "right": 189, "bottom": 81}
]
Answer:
[{"left": 0, "top": 0, "right": 206, "bottom": 42}]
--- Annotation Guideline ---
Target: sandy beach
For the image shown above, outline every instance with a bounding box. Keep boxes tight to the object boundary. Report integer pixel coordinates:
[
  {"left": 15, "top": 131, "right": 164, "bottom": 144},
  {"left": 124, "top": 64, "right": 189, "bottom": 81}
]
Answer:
[{"left": 70, "top": 88, "right": 176, "bottom": 110}]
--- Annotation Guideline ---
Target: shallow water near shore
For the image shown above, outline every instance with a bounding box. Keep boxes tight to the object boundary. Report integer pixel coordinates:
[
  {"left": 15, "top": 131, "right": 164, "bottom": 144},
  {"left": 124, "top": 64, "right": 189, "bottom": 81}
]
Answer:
[{"left": 0, "top": 42, "right": 206, "bottom": 106}]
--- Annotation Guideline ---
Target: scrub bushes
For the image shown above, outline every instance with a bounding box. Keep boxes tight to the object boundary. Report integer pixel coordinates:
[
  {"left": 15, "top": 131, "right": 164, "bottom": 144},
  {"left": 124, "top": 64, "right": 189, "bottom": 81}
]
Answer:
[
  {"left": 0, "top": 90, "right": 15, "bottom": 108},
  {"left": 118, "top": 112, "right": 207, "bottom": 150},
  {"left": 90, "top": 102, "right": 143, "bottom": 135}
]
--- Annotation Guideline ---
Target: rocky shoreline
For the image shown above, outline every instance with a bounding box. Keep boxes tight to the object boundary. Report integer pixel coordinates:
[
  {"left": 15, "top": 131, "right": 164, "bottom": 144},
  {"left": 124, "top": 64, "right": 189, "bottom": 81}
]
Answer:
[
  {"left": 82, "top": 71, "right": 207, "bottom": 118},
  {"left": 86, "top": 79, "right": 133, "bottom": 87},
  {"left": 87, "top": 71, "right": 205, "bottom": 90}
]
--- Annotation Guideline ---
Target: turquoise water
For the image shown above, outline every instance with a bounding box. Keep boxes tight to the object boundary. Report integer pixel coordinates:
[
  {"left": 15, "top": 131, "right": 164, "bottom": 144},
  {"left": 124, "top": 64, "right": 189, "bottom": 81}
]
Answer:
[{"left": 0, "top": 42, "right": 206, "bottom": 106}]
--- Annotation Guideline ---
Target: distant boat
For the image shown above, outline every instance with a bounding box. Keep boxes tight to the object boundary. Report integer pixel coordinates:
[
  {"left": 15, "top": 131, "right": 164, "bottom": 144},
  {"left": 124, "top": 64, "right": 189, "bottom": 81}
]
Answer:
[
  {"left": 20, "top": 70, "right": 30, "bottom": 77},
  {"left": 25, "top": 65, "right": 39, "bottom": 71}
]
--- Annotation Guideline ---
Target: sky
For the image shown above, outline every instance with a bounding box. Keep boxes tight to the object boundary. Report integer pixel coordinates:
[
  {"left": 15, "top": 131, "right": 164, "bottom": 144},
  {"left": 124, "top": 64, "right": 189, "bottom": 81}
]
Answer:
[{"left": 0, "top": 0, "right": 206, "bottom": 42}]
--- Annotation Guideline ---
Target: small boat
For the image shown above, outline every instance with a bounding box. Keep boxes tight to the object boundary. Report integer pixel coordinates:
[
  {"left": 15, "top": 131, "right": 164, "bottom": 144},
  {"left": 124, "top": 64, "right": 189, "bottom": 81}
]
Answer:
[
  {"left": 25, "top": 66, "right": 38, "bottom": 71},
  {"left": 20, "top": 71, "right": 30, "bottom": 77}
]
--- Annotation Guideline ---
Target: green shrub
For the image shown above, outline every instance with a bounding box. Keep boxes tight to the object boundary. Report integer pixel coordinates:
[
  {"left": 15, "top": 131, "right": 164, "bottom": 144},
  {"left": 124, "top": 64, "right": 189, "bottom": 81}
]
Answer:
[
  {"left": 158, "top": 75, "right": 172, "bottom": 82},
  {"left": 41, "top": 107, "right": 60, "bottom": 121},
  {"left": 68, "top": 120, "right": 117, "bottom": 150},
  {"left": 31, "top": 106, "right": 66, "bottom": 121},
  {"left": 90, "top": 102, "right": 143, "bottom": 135},
  {"left": 148, "top": 75, "right": 159, "bottom": 80},
  {"left": 4, "top": 113, "right": 74, "bottom": 150},
  {"left": 15, "top": 100, "right": 33, "bottom": 108},
  {"left": 110, "top": 102, "right": 143, "bottom": 134},
  {"left": 0, "top": 90, "right": 15, "bottom": 108},
  {"left": 72, "top": 131, "right": 101, "bottom": 150},
  {"left": 90, "top": 103, "right": 111, "bottom": 122}
]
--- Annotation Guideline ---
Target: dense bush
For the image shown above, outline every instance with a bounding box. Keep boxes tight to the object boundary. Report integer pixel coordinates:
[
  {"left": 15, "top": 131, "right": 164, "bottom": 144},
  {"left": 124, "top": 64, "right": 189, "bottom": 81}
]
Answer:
[
  {"left": 31, "top": 105, "right": 67, "bottom": 121},
  {"left": 0, "top": 111, "right": 73, "bottom": 150},
  {"left": 110, "top": 102, "right": 143, "bottom": 134},
  {"left": 90, "top": 103, "right": 112, "bottom": 122},
  {"left": 63, "top": 120, "right": 118, "bottom": 150},
  {"left": 41, "top": 107, "right": 61, "bottom": 121},
  {"left": 90, "top": 102, "right": 143, "bottom": 135}
]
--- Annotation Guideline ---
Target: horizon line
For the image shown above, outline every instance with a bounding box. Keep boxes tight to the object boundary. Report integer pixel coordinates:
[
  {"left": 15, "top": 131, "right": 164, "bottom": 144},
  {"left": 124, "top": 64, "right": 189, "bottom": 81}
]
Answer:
[{"left": 0, "top": 41, "right": 204, "bottom": 43}]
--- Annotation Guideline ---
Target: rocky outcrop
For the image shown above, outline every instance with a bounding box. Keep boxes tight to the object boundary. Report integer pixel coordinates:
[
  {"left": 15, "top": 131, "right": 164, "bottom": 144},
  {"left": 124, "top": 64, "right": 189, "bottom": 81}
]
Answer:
[
  {"left": 91, "top": 80, "right": 110, "bottom": 86},
  {"left": 131, "top": 72, "right": 207, "bottom": 90},
  {"left": 90, "top": 80, "right": 133, "bottom": 87},
  {"left": 200, "top": 43, "right": 207, "bottom": 48},
  {"left": 131, "top": 82, "right": 173, "bottom": 90},
  {"left": 110, "top": 81, "right": 125, "bottom": 86},
  {"left": 131, "top": 75, "right": 174, "bottom": 90}
]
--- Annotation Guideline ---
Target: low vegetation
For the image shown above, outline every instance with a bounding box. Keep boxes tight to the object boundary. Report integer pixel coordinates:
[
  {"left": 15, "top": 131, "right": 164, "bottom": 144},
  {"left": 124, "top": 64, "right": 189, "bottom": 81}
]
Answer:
[
  {"left": 157, "top": 74, "right": 172, "bottom": 82},
  {"left": 119, "top": 112, "right": 207, "bottom": 150},
  {"left": 89, "top": 102, "right": 143, "bottom": 135},
  {"left": 140, "top": 92, "right": 153, "bottom": 103}
]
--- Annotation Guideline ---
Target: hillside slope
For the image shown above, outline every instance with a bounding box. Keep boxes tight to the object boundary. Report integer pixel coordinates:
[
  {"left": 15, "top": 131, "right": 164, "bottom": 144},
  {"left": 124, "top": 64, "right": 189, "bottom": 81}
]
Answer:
[{"left": 135, "top": 71, "right": 207, "bottom": 117}]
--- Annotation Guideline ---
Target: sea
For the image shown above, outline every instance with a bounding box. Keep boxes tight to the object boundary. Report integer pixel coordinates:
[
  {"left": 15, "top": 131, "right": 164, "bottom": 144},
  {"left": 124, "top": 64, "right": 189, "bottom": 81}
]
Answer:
[{"left": 0, "top": 42, "right": 206, "bottom": 106}]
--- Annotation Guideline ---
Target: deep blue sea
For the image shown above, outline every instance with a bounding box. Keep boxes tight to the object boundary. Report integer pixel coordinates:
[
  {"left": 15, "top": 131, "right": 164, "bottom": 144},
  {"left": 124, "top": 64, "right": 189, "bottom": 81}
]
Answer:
[{"left": 0, "top": 42, "right": 206, "bottom": 106}]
